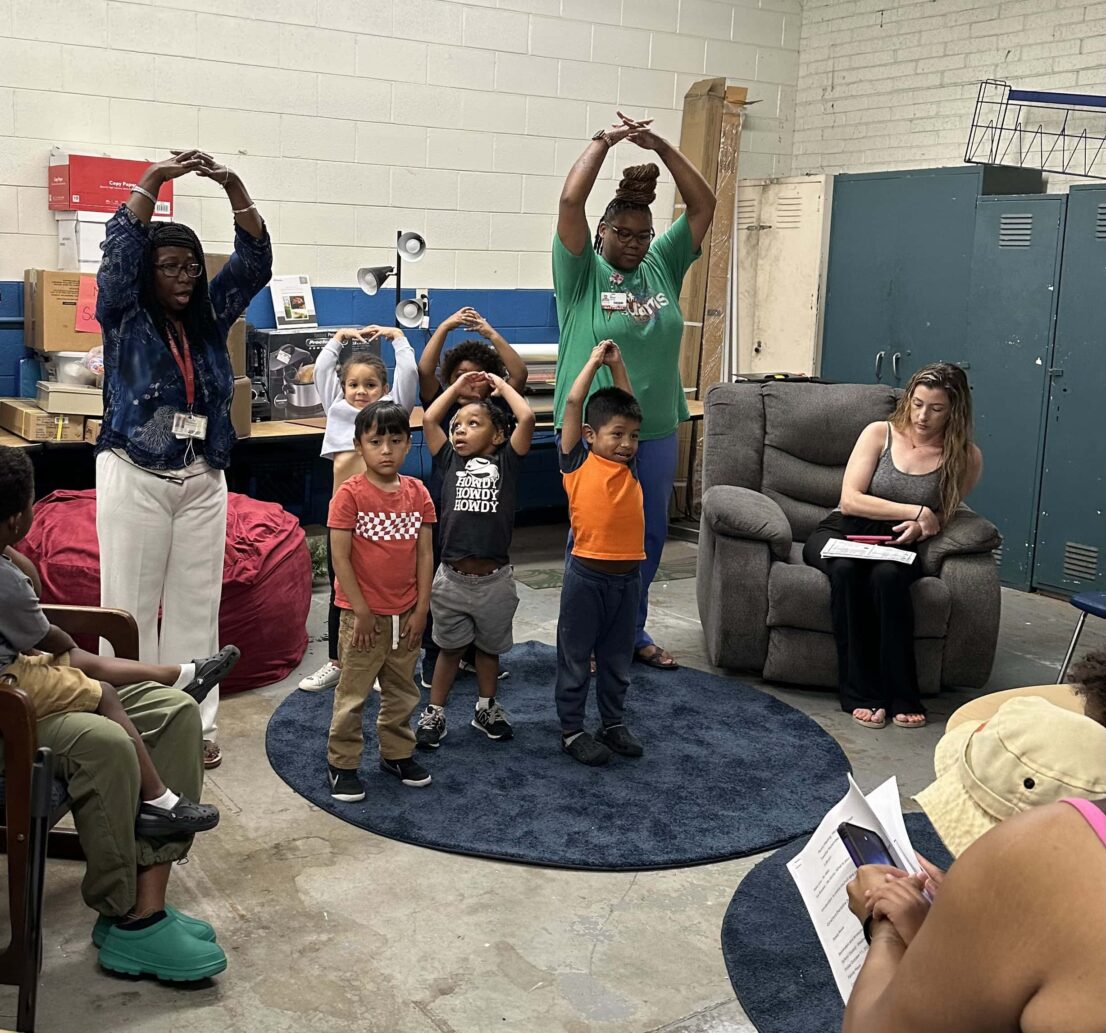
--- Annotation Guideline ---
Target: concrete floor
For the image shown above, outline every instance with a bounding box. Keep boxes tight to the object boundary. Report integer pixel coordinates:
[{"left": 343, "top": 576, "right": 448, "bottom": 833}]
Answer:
[{"left": 9, "top": 522, "right": 1104, "bottom": 1033}]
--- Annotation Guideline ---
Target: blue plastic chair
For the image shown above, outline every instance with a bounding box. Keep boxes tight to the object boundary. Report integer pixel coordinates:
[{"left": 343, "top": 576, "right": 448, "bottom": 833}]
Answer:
[{"left": 1058, "top": 591, "right": 1106, "bottom": 683}]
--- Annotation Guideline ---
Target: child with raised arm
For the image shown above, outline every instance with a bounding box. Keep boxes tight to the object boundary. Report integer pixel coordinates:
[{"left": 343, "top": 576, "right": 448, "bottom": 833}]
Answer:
[
  {"left": 556, "top": 341, "right": 647, "bottom": 766},
  {"left": 0, "top": 447, "right": 239, "bottom": 836},
  {"left": 416, "top": 306, "right": 529, "bottom": 688},
  {"left": 414, "top": 370, "right": 535, "bottom": 749},
  {"left": 326, "top": 402, "right": 435, "bottom": 800},
  {"left": 298, "top": 324, "right": 418, "bottom": 693}
]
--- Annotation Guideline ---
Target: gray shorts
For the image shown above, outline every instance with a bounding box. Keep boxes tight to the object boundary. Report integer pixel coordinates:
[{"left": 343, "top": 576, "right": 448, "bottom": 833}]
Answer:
[{"left": 431, "top": 563, "right": 519, "bottom": 656}]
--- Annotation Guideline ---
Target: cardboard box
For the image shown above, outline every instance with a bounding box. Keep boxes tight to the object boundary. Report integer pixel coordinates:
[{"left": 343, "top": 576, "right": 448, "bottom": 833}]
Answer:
[
  {"left": 24, "top": 269, "right": 103, "bottom": 353},
  {"left": 231, "top": 376, "right": 252, "bottom": 439},
  {"left": 84, "top": 417, "right": 102, "bottom": 444},
  {"left": 56, "top": 211, "right": 109, "bottom": 272},
  {"left": 36, "top": 380, "right": 104, "bottom": 417},
  {"left": 0, "top": 398, "right": 85, "bottom": 442},
  {"left": 227, "top": 319, "right": 246, "bottom": 377},
  {"left": 49, "top": 151, "right": 173, "bottom": 216},
  {"left": 205, "top": 253, "right": 231, "bottom": 281}
]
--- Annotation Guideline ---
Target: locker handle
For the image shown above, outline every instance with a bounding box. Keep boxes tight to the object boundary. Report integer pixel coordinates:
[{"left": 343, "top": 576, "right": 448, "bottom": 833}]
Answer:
[
  {"left": 892, "top": 351, "right": 901, "bottom": 378},
  {"left": 874, "top": 351, "right": 885, "bottom": 379},
  {"left": 1048, "top": 368, "right": 1063, "bottom": 378}
]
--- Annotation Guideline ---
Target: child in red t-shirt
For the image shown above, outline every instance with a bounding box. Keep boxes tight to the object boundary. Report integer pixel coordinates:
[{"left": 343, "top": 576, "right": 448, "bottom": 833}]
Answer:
[{"left": 326, "top": 401, "right": 436, "bottom": 800}]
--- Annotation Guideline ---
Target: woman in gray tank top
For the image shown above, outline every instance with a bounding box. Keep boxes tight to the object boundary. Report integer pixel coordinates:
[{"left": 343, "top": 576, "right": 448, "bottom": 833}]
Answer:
[{"left": 803, "top": 364, "right": 983, "bottom": 729}]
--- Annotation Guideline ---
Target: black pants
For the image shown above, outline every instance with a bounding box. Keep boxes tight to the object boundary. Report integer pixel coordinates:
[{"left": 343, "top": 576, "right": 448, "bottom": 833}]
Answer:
[{"left": 802, "top": 514, "right": 925, "bottom": 716}]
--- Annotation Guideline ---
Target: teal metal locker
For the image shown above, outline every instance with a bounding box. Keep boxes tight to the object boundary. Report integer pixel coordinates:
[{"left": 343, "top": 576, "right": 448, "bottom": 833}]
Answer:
[
  {"left": 963, "top": 195, "right": 1065, "bottom": 589},
  {"left": 1032, "top": 184, "right": 1106, "bottom": 593},
  {"left": 820, "top": 165, "right": 1044, "bottom": 387}
]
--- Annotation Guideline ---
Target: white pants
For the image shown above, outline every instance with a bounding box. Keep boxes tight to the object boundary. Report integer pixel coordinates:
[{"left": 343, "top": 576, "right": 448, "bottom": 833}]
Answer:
[{"left": 96, "top": 450, "right": 227, "bottom": 740}]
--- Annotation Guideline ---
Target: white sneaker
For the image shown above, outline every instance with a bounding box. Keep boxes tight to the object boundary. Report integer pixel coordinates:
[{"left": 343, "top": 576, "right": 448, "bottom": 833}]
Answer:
[{"left": 298, "top": 660, "right": 342, "bottom": 691}]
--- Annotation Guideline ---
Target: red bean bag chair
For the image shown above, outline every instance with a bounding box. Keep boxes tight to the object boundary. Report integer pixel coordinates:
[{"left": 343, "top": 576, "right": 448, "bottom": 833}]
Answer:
[{"left": 20, "top": 489, "right": 310, "bottom": 694}]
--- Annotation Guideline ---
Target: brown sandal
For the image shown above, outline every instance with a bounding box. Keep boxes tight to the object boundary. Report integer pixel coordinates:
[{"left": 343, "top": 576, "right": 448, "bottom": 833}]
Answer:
[
  {"left": 852, "top": 708, "right": 887, "bottom": 729},
  {"left": 633, "top": 645, "right": 680, "bottom": 670}
]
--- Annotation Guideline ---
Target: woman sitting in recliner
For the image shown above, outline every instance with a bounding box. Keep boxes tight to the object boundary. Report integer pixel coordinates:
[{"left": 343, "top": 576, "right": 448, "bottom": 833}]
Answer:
[{"left": 802, "top": 363, "right": 983, "bottom": 730}]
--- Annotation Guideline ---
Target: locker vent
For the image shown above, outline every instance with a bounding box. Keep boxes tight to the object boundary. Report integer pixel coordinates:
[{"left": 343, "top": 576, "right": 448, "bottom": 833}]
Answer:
[
  {"left": 737, "top": 197, "right": 758, "bottom": 229},
  {"left": 774, "top": 195, "right": 803, "bottom": 229},
  {"left": 998, "top": 213, "right": 1033, "bottom": 247},
  {"left": 1097, "top": 203, "right": 1106, "bottom": 240},
  {"left": 1062, "top": 542, "right": 1100, "bottom": 581}
]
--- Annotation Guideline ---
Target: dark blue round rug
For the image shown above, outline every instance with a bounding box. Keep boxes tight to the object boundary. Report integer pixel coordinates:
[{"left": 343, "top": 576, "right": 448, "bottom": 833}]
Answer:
[
  {"left": 266, "top": 640, "right": 851, "bottom": 870},
  {"left": 721, "top": 811, "right": 953, "bottom": 1033}
]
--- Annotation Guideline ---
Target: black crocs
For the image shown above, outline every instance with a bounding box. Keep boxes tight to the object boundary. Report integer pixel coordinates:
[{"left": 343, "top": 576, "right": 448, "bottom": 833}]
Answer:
[
  {"left": 135, "top": 795, "right": 220, "bottom": 838},
  {"left": 181, "top": 646, "right": 241, "bottom": 704},
  {"left": 561, "top": 731, "right": 612, "bottom": 767},
  {"left": 595, "top": 723, "right": 644, "bottom": 758}
]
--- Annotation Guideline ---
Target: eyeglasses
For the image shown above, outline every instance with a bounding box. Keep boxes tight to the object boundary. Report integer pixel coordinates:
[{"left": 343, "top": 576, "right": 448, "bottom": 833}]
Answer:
[
  {"left": 605, "top": 224, "right": 656, "bottom": 246},
  {"left": 154, "top": 261, "right": 203, "bottom": 279}
]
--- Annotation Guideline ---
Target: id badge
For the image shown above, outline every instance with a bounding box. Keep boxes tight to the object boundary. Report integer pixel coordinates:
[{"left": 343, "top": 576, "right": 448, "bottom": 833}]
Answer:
[
  {"left": 600, "top": 291, "right": 628, "bottom": 311},
  {"left": 172, "top": 412, "right": 208, "bottom": 440}
]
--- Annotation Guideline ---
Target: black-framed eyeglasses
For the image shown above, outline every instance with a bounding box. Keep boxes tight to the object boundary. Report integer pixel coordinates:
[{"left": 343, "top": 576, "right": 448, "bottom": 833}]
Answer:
[
  {"left": 605, "top": 224, "right": 655, "bottom": 246},
  {"left": 154, "top": 261, "right": 203, "bottom": 279}
]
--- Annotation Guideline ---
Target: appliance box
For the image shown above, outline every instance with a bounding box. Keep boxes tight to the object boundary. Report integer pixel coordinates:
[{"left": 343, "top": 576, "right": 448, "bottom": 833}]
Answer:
[
  {"left": 0, "top": 398, "right": 84, "bottom": 442},
  {"left": 227, "top": 319, "right": 247, "bottom": 377},
  {"left": 36, "top": 380, "right": 104, "bottom": 417},
  {"left": 232, "top": 376, "right": 252, "bottom": 439},
  {"left": 48, "top": 151, "right": 174, "bottom": 215},
  {"left": 249, "top": 327, "right": 379, "bottom": 421}
]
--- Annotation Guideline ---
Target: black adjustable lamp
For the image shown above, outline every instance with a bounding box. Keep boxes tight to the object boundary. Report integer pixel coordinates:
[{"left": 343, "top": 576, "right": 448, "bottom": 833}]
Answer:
[{"left": 356, "top": 230, "right": 428, "bottom": 329}]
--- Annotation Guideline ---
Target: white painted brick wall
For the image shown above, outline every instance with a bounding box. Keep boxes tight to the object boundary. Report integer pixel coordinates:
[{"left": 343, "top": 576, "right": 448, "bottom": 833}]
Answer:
[
  {"left": 0, "top": 0, "right": 802, "bottom": 286},
  {"left": 793, "top": 0, "right": 1106, "bottom": 189}
]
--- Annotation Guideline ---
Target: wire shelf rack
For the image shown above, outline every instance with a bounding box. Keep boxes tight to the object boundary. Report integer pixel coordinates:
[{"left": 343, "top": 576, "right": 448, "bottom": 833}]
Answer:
[{"left": 965, "top": 79, "right": 1106, "bottom": 180}]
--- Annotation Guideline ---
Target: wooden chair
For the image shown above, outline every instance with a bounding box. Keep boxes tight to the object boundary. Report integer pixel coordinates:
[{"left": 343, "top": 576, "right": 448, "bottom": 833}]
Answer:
[{"left": 0, "top": 605, "right": 139, "bottom": 1033}]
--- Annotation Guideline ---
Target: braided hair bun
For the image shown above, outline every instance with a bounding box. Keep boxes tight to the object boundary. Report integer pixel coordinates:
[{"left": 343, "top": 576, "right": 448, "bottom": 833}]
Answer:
[{"left": 614, "top": 163, "right": 660, "bottom": 206}]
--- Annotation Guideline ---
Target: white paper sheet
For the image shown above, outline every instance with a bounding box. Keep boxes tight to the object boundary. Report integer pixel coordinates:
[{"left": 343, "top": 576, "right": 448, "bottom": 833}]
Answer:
[
  {"left": 785, "top": 775, "right": 920, "bottom": 1001},
  {"left": 820, "top": 538, "right": 916, "bottom": 565}
]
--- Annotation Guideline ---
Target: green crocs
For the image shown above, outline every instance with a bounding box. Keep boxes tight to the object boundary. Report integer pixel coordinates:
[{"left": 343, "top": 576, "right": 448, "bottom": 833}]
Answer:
[
  {"left": 92, "top": 906, "right": 217, "bottom": 949},
  {"left": 98, "top": 913, "right": 227, "bottom": 981}
]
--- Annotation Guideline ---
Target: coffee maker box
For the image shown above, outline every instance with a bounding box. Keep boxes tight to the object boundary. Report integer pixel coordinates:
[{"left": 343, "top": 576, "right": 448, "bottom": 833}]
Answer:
[{"left": 248, "top": 327, "right": 380, "bottom": 421}]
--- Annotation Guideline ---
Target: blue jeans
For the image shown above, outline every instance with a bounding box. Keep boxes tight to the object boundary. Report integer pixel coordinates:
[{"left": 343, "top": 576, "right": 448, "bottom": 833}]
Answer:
[
  {"left": 561, "top": 432, "right": 678, "bottom": 652},
  {"left": 555, "top": 558, "right": 641, "bottom": 732}
]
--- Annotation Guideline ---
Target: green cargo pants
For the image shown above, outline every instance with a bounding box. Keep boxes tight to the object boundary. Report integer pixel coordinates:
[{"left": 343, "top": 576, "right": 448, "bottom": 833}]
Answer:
[{"left": 36, "top": 682, "right": 204, "bottom": 918}]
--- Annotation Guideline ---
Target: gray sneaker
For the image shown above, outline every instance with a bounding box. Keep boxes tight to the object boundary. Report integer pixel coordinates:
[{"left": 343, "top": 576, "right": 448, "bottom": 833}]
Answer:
[{"left": 471, "top": 698, "right": 513, "bottom": 740}]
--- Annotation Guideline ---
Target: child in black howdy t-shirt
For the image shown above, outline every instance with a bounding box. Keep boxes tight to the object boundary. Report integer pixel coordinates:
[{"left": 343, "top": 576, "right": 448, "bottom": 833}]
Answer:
[{"left": 416, "top": 370, "right": 535, "bottom": 749}]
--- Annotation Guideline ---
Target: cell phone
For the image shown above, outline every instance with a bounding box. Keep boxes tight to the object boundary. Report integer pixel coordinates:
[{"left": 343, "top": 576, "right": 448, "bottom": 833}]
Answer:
[
  {"left": 846, "top": 535, "right": 894, "bottom": 543},
  {"left": 837, "top": 822, "right": 896, "bottom": 868}
]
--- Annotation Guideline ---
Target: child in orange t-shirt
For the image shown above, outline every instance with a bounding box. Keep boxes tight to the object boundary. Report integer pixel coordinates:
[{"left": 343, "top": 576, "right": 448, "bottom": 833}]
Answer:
[
  {"left": 556, "top": 341, "right": 646, "bottom": 767},
  {"left": 326, "top": 401, "right": 436, "bottom": 801}
]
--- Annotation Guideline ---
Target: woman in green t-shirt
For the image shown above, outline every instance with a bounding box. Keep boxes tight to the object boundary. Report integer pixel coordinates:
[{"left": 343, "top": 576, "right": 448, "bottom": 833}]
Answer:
[{"left": 553, "top": 111, "right": 716, "bottom": 670}]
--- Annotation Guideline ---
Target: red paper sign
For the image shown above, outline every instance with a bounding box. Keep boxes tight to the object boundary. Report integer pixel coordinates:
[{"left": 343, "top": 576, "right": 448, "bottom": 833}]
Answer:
[{"left": 75, "top": 275, "right": 102, "bottom": 333}]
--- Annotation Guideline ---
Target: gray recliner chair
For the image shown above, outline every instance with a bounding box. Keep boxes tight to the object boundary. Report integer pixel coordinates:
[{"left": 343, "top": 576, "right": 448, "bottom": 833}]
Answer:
[{"left": 696, "top": 381, "right": 1002, "bottom": 694}]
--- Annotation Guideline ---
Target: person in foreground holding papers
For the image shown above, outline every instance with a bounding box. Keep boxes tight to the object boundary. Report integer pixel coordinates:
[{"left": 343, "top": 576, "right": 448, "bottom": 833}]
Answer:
[
  {"left": 841, "top": 795, "right": 1106, "bottom": 1033},
  {"left": 802, "top": 364, "right": 982, "bottom": 730}
]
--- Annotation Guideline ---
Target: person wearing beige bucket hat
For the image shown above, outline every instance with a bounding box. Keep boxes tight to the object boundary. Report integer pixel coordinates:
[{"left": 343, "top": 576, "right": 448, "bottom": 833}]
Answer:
[{"left": 914, "top": 695, "right": 1106, "bottom": 857}]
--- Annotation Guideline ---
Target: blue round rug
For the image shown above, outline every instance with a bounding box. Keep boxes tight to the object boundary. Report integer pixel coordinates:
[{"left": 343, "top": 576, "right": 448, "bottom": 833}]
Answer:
[
  {"left": 721, "top": 811, "right": 953, "bottom": 1033},
  {"left": 266, "top": 640, "right": 851, "bottom": 870}
]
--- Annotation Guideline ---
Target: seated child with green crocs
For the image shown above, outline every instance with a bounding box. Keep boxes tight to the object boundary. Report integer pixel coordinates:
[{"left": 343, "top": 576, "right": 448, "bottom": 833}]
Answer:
[
  {"left": 415, "top": 368, "right": 535, "bottom": 750},
  {"left": 0, "top": 449, "right": 237, "bottom": 836}
]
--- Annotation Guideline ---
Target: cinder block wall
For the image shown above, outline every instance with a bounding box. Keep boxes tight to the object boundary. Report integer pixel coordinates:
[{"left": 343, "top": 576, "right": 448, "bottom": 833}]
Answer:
[
  {"left": 792, "top": 0, "right": 1106, "bottom": 185},
  {"left": 0, "top": 0, "right": 801, "bottom": 286}
]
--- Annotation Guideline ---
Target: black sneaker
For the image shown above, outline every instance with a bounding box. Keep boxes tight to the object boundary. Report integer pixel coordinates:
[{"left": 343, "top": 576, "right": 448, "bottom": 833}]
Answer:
[
  {"left": 561, "top": 731, "right": 611, "bottom": 767},
  {"left": 471, "top": 698, "right": 513, "bottom": 740},
  {"left": 379, "top": 756, "right": 432, "bottom": 787},
  {"left": 595, "top": 723, "right": 644, "bottom": 758},
  {"left": 416, "top": 706, "right": 447, "bottom": 749},
  {"left": 327, "top": 764, "right": 366, "bottom": 802},
  {"left": 181, "top": 646, "right": 241, "bottom": 704},
  {"left": 135, "top": 795, "right": 220, "bottom": 837}
]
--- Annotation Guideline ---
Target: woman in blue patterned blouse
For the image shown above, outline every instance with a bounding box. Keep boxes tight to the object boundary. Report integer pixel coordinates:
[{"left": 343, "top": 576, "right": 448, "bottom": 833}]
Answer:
[{"left": 95, "top": 150, "right": 272, "bottom": 769}]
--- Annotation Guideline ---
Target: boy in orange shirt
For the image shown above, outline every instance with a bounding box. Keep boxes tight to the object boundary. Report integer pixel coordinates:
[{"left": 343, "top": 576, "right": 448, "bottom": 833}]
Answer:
[
  {"left": 556, "top": 341, "right": 646, "bottom": 766},
  {"left": 326, "top": 401, "right": 436, "bottom": 800}
]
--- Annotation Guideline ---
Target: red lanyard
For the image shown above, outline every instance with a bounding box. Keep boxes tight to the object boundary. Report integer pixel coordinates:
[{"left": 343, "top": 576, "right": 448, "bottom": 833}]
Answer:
[{"left": 165, "top": 321, "right": 195, "bottom": 408}]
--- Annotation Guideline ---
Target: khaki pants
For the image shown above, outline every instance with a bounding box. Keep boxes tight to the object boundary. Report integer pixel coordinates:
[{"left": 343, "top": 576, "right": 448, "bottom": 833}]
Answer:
[
  {"left": 35, "top": 681, "right": 204, "bottom": 918},
  {"left": 327, "top": 609, "right": 420, "bottom": 768}
]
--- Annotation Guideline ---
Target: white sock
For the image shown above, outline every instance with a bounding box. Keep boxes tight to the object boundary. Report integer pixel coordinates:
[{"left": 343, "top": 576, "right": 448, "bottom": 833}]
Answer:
[
  {"left": 143, "top": 788, "right": 180, "bottom": 809},
  {"left": 171, "top": 663, "right": 196, "bottom": 689},
  {"left": 476, "top": 696, "right": 493, "bottom": 711}
]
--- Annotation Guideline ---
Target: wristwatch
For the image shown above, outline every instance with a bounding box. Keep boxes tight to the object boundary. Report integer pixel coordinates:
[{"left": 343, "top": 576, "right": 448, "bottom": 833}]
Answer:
[{"left": 591, "top": 128, "right": 612, "bottom": 148}]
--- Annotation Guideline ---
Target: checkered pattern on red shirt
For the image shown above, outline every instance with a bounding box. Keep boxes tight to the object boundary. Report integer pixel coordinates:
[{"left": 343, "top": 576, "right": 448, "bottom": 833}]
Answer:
[{"left": 354, "top": 510, "right": 424, "bottom": 542}]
